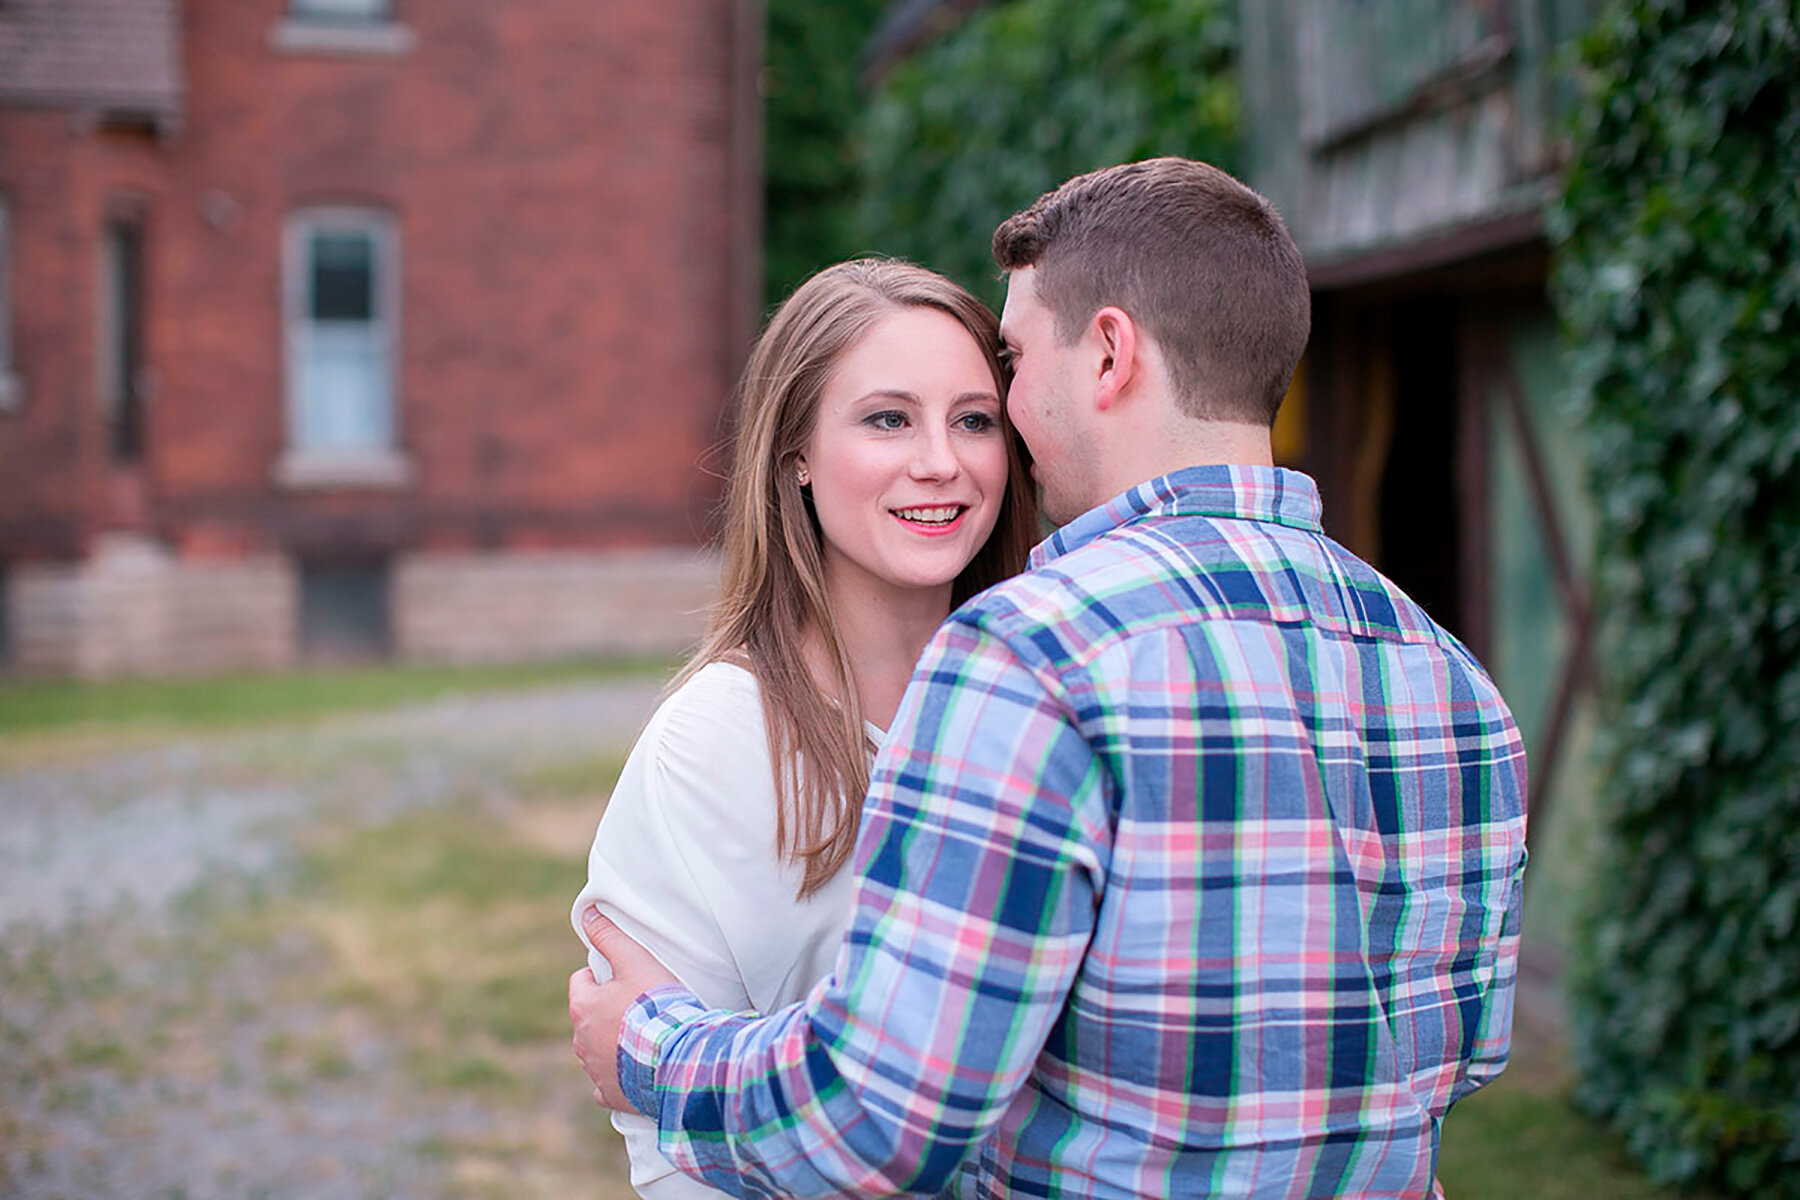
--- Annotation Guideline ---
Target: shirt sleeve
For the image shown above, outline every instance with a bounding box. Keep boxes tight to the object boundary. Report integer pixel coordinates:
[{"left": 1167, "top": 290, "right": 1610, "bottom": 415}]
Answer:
[
  {"left": 1451, "top": 840, "right": 1528, "bottom": 1104},
  {"left": 617, "top": 613, "right": 1113, "bottom": 1198}
]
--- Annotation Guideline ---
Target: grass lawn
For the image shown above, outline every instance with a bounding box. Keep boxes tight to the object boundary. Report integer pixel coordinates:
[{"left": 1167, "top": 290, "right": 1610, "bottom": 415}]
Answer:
[
  {"left": 0, "top": 655, "right": 673, "bottom": 738},
  {"left": 255, "top": 769, "right": 637, "bottom": 1197},
  {"left": 1437, "top": 1041, "right": 1707, "bottom": 1199}
]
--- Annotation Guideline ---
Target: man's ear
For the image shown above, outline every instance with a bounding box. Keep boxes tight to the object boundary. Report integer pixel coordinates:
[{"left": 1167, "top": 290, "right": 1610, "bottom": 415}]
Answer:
[{"left": 1090, "top": 306, "right": 1139, "bottom": 412}]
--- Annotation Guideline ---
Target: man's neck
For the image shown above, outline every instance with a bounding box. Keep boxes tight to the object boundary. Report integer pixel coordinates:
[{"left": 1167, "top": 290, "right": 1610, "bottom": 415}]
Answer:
[{"left": 1098, "top": 417, "right": 1274, "bottom": 500}]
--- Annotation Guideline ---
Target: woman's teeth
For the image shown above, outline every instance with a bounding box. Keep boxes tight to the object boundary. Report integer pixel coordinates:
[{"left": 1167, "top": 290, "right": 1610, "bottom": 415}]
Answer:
[{"left": 893, "top": 505, "right": 962, "bottom": 525}]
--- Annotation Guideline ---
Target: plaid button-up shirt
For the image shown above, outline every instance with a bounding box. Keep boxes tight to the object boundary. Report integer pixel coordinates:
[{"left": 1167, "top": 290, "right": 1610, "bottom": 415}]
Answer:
[{"left": 618, "top": 465, "right": 1528, "bottom": 1199}]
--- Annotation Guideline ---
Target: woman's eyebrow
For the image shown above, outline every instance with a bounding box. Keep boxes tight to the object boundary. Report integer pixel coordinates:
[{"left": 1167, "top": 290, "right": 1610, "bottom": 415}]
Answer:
[
  {"left": 849, "top": 388, "right": 999, "bottom": 406},
  {"left": 851, "top": 389, "right": 921, "bottom": 405}
]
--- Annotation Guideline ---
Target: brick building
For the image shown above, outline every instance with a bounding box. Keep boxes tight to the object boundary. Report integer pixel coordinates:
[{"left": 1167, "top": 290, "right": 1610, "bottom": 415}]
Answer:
[{"left": 0, "top": 0, "right": 761, "bottom": 675}]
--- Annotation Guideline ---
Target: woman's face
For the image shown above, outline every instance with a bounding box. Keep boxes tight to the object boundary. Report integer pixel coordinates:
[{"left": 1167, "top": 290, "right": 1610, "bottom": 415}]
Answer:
[{"left": 798, "top": 307, "right": 1009, "bottom": 604}]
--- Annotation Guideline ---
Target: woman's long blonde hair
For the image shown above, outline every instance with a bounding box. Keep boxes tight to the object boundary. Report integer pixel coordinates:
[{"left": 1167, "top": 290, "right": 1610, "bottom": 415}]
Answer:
[{"left": 675, "top": 259, "right": 1039, "bottom": 898}]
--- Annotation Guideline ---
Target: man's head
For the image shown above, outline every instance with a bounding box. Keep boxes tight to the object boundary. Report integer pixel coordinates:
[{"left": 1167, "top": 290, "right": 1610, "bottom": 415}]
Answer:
[{"left": 992, "top": 157, "right": 1310, "bottom": 426}]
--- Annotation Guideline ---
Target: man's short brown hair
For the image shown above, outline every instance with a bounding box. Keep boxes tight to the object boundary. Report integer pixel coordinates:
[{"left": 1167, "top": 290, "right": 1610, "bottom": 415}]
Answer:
[{"left": 992, "top": 157, "right": 1310, "bottom": 425}]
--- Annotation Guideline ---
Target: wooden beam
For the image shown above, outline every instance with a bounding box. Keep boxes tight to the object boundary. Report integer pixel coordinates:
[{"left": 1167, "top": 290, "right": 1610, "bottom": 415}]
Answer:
[
  {"left": 1308, "top": 207, "right": 1546, "bottom": 292},
  {"left": 1492, "top": 347, "right": 1597, "bottom": 843}
]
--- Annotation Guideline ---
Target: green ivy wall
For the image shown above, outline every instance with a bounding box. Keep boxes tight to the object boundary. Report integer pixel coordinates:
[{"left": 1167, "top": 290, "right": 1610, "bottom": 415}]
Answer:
[{"left": 1551, "top": 2, "right": 1800, "bottom": 1193}]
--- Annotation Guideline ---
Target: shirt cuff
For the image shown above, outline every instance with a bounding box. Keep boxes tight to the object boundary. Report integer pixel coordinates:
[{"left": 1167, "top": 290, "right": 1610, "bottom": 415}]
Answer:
[{"left": 617, "top": 983, "right": 714, "bottom": 1118}]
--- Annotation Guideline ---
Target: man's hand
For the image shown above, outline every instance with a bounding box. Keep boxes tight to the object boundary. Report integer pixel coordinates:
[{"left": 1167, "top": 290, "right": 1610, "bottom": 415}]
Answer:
[{"left": 569, "top": 906, "right": 680, "bottom": 1113}]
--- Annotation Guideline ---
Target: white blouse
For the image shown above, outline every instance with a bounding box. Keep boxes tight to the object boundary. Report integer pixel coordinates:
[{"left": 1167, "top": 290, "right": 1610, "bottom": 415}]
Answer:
[{"left": 571, "top": 661, "right": 872, "bottom": 1199}]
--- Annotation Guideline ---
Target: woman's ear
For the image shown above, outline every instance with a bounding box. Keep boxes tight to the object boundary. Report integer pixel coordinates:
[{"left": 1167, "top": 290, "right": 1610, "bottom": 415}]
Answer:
[{"left": 794, "top": 453, "right": 811, "bottom": 487}]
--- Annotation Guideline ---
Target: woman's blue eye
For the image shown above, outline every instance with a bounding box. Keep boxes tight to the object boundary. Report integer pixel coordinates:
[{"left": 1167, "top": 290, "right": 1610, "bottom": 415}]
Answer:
[
  {"left": 865, "top": 410, "right": 906, "bottom": 430},
  {"left": 957, "top": 412, "right": 998, "bottom": 433}
]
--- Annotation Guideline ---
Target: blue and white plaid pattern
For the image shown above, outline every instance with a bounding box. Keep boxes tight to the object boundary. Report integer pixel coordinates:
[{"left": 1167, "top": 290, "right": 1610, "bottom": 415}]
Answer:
[{"left": 619, "top": 465, "right": 1528, "bottom": 1198}]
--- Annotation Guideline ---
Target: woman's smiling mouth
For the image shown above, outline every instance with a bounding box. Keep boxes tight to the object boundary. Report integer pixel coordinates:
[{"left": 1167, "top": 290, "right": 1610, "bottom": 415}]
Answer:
[{"left": 891, "top": 504, "right": 969, "bottom": 533}]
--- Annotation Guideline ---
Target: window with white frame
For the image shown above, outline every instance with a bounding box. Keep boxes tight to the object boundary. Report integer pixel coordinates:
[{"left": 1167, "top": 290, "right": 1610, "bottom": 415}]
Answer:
[
  {"left": 271, "top": 0, "right": 411, "bottom": 56},
  {"left": 284, "top": 210, "right": 398, "bottom": 459},
  {"left": 290, "top": 0, "right": 393, "bottom": 23}
]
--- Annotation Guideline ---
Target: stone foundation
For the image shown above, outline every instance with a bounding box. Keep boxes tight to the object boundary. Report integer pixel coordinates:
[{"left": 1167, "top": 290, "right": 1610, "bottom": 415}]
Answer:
[
  {"left": 9, "top": 536, "right": 297, "bottom": 678},
  {"left": 2, "top": 538, "right": 717, "bottom": 678},
  {"left": 393, "top": 549, "right": 718, "bottom": 665}
]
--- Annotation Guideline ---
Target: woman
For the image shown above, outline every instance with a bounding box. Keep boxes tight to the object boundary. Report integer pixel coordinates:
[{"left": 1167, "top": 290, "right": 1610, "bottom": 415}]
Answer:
[{"left": 571, "top": 259, "right": 1038, "bottom": 1198}]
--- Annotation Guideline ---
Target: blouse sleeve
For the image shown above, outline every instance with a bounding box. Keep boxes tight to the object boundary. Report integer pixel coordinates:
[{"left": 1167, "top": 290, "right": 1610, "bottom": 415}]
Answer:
[
  {"left": 571, "top": 665, "right": 783, "bottom": 1198},
  {"left": 572, "top": 665, "right": 777, "bottom": 1012}
]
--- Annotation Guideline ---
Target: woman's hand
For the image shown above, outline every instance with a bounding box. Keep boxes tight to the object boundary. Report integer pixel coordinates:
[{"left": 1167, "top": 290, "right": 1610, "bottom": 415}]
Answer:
[{"left": 568, "top": 907, "right": 679, "bottom": 1112}]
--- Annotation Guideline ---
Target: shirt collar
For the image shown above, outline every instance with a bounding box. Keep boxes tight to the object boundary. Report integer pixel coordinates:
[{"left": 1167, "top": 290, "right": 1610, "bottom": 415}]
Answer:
[{"left": 1029, "top": 464, "right": 1324, "bottom": 568}]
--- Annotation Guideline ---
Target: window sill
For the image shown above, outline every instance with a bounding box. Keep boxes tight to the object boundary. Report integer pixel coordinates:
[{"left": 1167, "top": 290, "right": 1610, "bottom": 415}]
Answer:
[
  {"left": 267, "top": 19, "right": 417, "bottom": 58},
  {"left": 275, "top": 449, "right": 414, "bottom": 490}
]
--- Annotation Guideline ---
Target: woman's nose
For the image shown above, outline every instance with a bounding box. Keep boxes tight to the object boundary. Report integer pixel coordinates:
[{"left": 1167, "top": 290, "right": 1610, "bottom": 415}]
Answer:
[{"left": 909, "top": 428, "right": 960, "bottom": 480}]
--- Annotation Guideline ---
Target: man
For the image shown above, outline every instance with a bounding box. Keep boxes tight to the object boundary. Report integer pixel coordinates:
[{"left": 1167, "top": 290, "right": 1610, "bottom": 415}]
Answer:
[{"left": 571, "top": 157, "right": 1528, "bottom": 1198}]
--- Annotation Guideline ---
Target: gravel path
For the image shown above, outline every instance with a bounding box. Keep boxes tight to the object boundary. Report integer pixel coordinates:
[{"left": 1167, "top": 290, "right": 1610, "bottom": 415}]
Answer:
[
  {"left": 0, "top": 680, "right": 662, "bottom": 936},
  {"left": 0, "top": 678, "right": 664, "bottom": 1200}
]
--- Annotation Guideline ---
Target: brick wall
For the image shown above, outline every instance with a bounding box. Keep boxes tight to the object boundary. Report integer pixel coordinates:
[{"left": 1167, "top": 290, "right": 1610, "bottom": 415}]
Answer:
[{"left": 0, "top": 0, "right": 758, "bottom": 676}]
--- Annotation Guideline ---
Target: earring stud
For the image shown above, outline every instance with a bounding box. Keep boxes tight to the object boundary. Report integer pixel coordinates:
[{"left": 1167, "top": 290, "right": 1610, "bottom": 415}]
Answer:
[{"left": 796, "top": 467, "right": 810, "bottom": 486}]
